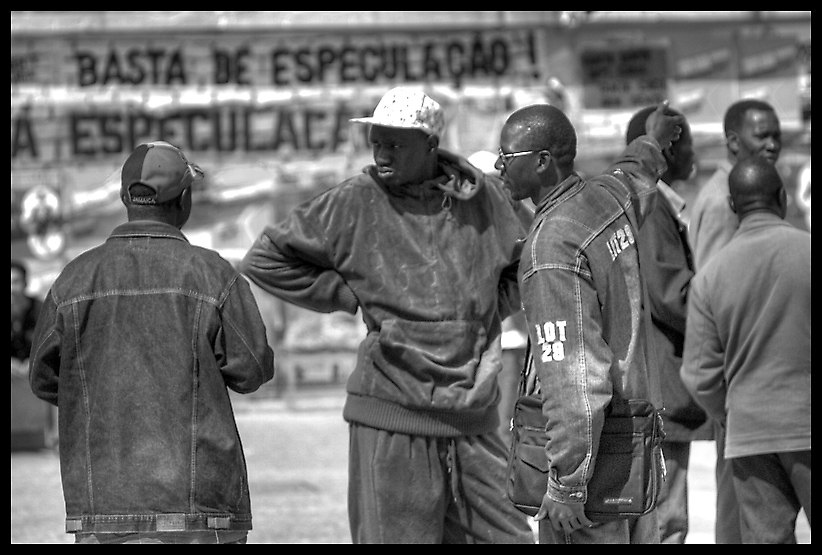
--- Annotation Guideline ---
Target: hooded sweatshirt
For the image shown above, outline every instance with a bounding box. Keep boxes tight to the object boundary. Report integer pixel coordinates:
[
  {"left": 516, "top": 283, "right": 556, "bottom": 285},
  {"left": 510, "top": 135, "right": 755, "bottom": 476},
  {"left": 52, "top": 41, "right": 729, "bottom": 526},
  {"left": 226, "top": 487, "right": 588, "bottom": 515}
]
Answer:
[{"left": 241, "top": 164, "right": 529, "bottom": 436}]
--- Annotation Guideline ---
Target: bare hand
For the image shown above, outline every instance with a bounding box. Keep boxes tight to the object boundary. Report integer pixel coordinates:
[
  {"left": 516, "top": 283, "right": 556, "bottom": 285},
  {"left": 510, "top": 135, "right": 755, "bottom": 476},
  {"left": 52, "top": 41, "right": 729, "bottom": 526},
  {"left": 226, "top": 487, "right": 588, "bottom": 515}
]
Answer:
[
  {"left": 436, "top": 148, "right": 486, "bottom": 200},
  {"left": 645, "top": 100, "right": 684, "bottom": 151},
  {"left": 535, "top": 492, "right": 594, "bottom": 535}
]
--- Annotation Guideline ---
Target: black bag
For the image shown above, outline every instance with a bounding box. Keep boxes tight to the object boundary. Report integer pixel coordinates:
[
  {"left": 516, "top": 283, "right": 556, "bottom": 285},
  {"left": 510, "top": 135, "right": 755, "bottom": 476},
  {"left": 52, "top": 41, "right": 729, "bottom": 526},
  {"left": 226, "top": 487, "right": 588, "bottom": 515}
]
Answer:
[{"left": 506, "top": 343, "right": 666, "bottom": 521}]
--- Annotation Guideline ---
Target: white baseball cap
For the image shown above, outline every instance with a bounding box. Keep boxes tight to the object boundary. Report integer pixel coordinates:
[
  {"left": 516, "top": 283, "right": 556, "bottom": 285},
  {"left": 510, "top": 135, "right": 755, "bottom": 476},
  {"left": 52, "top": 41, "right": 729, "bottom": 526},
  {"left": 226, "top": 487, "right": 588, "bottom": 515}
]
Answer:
[{"left": 350, "top": 87, "right": 445, "bottom": 138}]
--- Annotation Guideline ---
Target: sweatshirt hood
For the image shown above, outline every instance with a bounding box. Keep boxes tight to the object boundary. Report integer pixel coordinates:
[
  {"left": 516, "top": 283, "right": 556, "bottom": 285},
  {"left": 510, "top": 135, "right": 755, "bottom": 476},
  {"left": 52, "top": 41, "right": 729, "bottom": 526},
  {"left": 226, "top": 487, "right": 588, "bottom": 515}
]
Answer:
[{"left": 363, "top": 158, "right": 486, "bottom": 201}]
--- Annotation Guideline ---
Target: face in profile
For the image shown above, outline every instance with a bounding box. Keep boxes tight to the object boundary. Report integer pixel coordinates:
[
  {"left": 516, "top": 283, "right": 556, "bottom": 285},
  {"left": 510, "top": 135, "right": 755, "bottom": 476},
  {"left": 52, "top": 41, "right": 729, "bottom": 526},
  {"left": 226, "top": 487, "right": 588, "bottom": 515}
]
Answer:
[
  {"left": 369, "top": 126, "right": 436, "bottom": 187},
  {"left": 496, "top": 122, "right": 544, "bottom": 204}
]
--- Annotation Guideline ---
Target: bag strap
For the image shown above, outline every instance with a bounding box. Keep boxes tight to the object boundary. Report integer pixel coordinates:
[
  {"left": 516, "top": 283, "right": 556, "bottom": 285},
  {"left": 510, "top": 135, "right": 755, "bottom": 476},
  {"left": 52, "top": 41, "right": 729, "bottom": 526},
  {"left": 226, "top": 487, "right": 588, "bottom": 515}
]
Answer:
[{"left": 518, "top": 337, "right": 536, "bottom": 397}]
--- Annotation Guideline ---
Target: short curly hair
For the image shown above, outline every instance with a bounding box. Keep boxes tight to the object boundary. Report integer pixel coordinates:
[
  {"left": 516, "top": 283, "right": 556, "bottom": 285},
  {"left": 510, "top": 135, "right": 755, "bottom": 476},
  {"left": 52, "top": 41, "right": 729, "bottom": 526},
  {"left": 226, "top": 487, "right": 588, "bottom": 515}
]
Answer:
[
  {"left": 506, "top": 104, "right": 577, "bottom": 173},
  {"left": 724, "top": 99, "right": 776, "bottom": 136}
]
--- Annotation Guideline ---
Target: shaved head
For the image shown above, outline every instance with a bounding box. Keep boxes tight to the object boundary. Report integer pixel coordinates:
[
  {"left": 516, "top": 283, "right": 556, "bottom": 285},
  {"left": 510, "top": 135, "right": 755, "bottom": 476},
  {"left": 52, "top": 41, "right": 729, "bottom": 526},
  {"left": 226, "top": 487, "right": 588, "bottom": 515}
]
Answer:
[
  {"left": 728, "top": 156, "right": 786, "bottom": 219},
  {"left": 505, "top": 104, "right": 577, "bottom": 173}
]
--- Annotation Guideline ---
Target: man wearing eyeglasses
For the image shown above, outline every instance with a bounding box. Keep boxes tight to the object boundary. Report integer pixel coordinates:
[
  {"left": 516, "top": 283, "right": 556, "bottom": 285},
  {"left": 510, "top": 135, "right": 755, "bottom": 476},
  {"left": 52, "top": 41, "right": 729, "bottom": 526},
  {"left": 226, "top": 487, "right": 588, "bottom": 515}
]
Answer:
[
  {"left": 497, "top": 102, "right": 683, "bottom": 544},
  {"left": 29, "top": 141, "right": 275, "bottom": 544}
]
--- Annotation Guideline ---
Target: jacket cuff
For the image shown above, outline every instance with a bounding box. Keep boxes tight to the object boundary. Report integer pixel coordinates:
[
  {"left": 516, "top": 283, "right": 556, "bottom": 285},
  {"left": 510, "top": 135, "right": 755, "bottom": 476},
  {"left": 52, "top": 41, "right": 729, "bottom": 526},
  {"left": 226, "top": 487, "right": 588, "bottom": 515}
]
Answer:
[{"left": 547, "top": 476, "right": 587, "bottom": 504}]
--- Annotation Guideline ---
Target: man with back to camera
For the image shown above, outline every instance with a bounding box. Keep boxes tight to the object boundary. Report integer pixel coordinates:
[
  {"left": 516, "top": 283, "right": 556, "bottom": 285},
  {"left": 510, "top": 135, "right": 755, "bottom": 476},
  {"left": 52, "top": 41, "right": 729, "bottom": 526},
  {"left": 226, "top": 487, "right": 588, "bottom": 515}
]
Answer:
[
  {"left": 496, "top": 101, "right": 683, "bottom": 543},
  {"left": 681, "top": 156, "right": 810, "bottom": 543},
  {"left": 240, "top": 87, "right": 536, "bottom": 544},
  {"left": 29, "top": 141, "right": 275, "bottom": 544},
  {"left": 687, "top": 98, "right": 782, "bottom": 543},
  {"left": 625, "top": 105, "right": 712, "bottom": 543}
]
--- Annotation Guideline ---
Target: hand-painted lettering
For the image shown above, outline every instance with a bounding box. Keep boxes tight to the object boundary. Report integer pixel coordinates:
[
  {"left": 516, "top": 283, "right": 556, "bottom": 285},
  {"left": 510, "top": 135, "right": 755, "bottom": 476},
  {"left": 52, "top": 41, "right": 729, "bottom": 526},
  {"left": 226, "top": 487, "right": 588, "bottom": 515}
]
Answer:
[
  {"left": 535, "top": 320, "right": 567, "bottom": 362},
  {"left": 606, "top": 224, "right": 636, "bottom": 261}
]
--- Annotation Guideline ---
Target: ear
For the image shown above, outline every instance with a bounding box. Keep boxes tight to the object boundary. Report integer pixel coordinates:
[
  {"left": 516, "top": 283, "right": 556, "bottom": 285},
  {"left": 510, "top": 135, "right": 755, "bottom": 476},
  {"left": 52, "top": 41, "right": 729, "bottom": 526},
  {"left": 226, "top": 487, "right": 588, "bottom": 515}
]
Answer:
[
  {"left": 727, "top": 194, "right": 737, "bottom": 214},
  {"left": 727, "top": 131, "right": 740, "bottom": 156},
  {"left": 778, "top": 186, "right": 788, "bottom": 218},
  {"left": 536, "top": 151, "right": 559, "bottom": 182},
  {"left": 427, "top": 135, "right": 440, "bottom": 151},
  {"left": 178, "top": 187, "right": 192, "bottom": 209},
  {"left": 663, "top": 145, "right": 676, "bottom": 164}
]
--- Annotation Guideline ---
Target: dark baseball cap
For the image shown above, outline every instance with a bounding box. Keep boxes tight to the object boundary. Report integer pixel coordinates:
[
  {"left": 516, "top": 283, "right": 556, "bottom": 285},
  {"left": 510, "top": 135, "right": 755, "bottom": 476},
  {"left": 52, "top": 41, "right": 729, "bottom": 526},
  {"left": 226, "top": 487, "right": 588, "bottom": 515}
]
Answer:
[{"left": 121, "top": 141, "right": 204, "bottom": 205}]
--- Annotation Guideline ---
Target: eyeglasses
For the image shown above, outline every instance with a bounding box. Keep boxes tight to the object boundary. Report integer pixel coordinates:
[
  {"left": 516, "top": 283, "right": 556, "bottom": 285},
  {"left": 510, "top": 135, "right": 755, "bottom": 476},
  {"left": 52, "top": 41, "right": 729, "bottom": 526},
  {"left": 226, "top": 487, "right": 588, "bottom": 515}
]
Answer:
[{"left": 498, "top": 148, "right": 551, "bottom": 165}]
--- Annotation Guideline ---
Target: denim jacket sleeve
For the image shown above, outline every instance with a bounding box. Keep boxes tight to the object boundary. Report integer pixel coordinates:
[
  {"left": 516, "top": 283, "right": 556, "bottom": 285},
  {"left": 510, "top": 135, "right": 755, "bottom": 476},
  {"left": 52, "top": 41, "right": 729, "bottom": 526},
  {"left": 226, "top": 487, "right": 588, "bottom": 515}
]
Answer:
[
  {"left": 28, "top": 290, "right": 61, "bottom": 407},
  {"left": 522, "top": 251, "right": 613, "bottom": 505},
  {"left": 217, "top": 273, "right": 276, "bottom": 394},
  {"left": 597, "top": 135, "right": 667, "bottom": 230}
]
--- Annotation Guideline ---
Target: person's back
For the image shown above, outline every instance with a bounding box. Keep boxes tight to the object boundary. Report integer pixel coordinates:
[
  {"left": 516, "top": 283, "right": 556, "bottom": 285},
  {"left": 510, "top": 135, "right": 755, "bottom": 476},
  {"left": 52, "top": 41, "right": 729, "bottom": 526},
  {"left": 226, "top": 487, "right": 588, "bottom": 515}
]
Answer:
[
  {"left": 693, "top": 216, "right": 809, "bottom": 439},
  {"left": 681, "top": 157, "right": 810, "bottom": 543},
  {"left": 686, "top": 98, "right": 782, "bottom": 544},
  {"left": 29, "top": 141, "right": 275, "bottom": 544}
]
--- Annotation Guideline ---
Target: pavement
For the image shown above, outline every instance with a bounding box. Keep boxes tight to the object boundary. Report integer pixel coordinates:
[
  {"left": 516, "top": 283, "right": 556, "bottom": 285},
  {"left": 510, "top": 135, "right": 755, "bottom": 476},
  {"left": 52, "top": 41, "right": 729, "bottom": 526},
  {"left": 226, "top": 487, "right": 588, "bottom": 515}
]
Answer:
[{"left": 11, "top": 383, "right": 810, "bottom": 544}]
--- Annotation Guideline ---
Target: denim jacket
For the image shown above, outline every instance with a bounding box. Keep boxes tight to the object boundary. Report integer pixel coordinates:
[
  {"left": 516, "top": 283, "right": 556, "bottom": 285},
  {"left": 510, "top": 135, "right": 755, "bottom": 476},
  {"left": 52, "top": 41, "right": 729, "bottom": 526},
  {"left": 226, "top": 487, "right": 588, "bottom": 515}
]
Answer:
[
  {"left": 29, "top": 220, "right": 275, "bottom": 535},
  {"left": 518, "top": 136, "right": 665, "bottom": 505}
]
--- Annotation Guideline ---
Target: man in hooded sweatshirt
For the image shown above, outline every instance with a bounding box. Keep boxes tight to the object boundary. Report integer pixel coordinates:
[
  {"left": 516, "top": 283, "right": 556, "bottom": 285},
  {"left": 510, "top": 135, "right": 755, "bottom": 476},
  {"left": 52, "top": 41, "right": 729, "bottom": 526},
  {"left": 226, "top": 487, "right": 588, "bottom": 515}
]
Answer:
[{"left": 240, "top": 87, "right": 535, "bottom": 544}]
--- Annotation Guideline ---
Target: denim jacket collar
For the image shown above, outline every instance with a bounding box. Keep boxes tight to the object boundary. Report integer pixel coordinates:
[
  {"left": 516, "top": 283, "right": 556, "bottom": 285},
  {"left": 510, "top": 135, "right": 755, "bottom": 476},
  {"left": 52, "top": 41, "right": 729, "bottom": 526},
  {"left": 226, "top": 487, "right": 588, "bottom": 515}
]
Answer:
[
  {"left": 107, "top": 220, "right": 190, "bottom": 243},
  {"left": 535, "top": 172, "right": 584, "bottom": 217}
]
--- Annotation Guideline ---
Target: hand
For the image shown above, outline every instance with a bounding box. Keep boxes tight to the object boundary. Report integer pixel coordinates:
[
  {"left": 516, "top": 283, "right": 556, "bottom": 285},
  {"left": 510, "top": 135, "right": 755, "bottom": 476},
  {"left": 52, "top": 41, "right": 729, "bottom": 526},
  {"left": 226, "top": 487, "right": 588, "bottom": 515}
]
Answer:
[
  {"left": 535, "top": 492, "right": 594, "bottom": 535},
  {"left": 644, "top": 100, "right": 684, "bottom": 151},
  {"left": 436, "top": 148, "right": 486, "bottom": 200},
  {"left": 436, "top": 148, "right": 476, "bottom": 180}
]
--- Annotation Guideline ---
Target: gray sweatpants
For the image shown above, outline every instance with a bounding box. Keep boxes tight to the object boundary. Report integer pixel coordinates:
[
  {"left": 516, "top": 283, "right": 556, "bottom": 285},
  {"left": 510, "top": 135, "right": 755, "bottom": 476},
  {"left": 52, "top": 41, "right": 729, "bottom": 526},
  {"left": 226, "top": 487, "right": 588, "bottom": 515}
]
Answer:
[{"left": 347, "top": 423, "right": 535, "bottom": 544}]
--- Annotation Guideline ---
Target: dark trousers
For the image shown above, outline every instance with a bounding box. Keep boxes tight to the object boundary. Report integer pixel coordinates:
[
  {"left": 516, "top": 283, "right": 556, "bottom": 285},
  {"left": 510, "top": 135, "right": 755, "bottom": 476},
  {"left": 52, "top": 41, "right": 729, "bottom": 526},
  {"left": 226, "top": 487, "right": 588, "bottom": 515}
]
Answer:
[
  {"left": 732, "top": 449, "right": 811, "bottom": 544},
  {"left": 657, "top": 440, "right": 691, "bottom": 543},
  {"left": 538, "top": 510, "right": 660, "bottom": 544},
  {"left": 347, "top": 423, "right": 535, "bottom": 544},
  {"left": 714, "top": 421, "right": 742, "bottom": 543}
]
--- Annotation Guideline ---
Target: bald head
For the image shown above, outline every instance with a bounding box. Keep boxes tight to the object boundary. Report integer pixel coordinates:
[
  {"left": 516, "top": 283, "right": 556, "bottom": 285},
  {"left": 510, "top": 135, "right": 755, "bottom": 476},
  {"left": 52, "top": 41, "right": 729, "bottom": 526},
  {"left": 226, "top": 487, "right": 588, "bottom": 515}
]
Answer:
[
  {"left": 505, "top": 104, "right": 577, "bottom": 173},
  {"left": 728, "top": 157, "right": 786, "bottom": 220}
]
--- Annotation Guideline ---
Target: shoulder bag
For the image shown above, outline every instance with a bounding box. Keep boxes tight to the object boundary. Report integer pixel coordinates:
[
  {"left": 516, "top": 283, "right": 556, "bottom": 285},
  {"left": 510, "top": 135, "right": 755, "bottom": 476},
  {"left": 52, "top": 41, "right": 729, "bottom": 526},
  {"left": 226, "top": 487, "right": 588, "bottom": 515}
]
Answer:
[{"left": 506, "top": 341, "right": 666, "bottom": 522}]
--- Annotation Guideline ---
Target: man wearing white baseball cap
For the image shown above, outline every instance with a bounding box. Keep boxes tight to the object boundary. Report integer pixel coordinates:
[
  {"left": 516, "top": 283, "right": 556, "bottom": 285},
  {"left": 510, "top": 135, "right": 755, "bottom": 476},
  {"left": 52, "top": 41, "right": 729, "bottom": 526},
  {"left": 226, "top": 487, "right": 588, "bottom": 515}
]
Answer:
[{"left": 242, "top": 87, "right": 534, "bottom": 543}]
